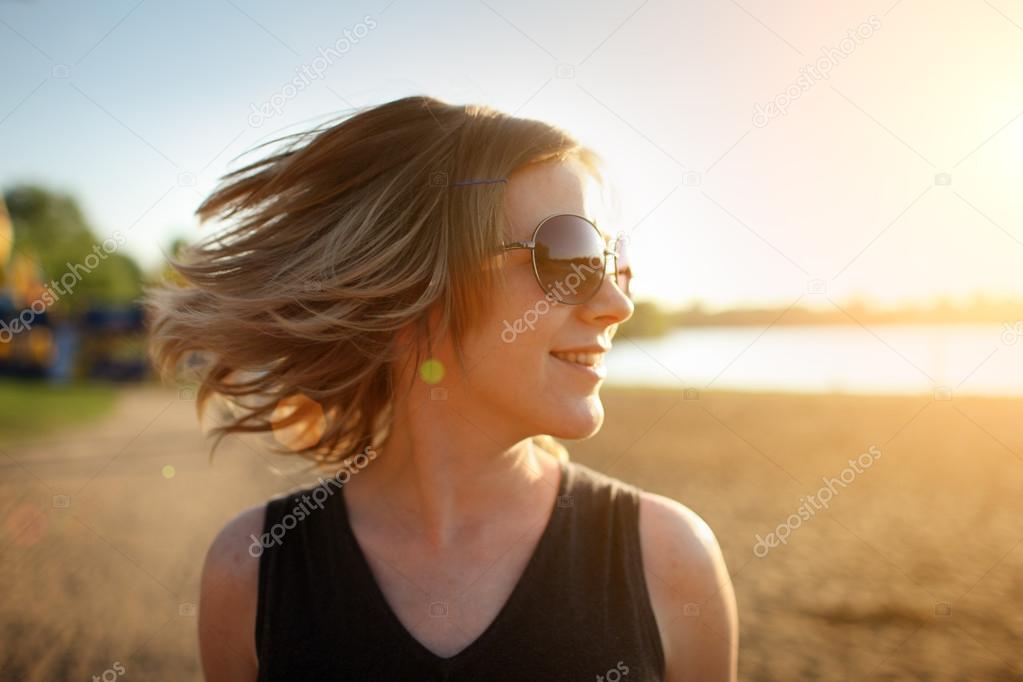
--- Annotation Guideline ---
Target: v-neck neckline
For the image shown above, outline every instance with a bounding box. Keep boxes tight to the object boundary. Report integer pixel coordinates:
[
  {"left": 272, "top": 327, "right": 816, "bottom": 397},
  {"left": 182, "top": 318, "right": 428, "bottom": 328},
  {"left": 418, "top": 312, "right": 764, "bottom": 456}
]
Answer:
[{"left": 335, "top": 457, "right": 569, "bottom": 666}]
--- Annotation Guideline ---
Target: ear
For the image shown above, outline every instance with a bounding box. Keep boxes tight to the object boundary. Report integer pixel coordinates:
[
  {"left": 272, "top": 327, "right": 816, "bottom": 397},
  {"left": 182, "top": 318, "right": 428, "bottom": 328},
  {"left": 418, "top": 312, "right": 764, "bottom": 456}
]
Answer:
[
  {"left": 390, "top": 301, "right": 451, "bottom": 394},
  {"left": 394, "top": 300, "right": 445, "bottom": 353}
]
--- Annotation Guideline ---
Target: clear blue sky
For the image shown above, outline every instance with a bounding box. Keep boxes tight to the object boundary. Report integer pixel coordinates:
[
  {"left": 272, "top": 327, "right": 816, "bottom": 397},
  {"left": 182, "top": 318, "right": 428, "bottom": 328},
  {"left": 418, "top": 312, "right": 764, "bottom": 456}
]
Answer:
[{"left": 2, "top": 0, "right": 1022, "bottom": 310}]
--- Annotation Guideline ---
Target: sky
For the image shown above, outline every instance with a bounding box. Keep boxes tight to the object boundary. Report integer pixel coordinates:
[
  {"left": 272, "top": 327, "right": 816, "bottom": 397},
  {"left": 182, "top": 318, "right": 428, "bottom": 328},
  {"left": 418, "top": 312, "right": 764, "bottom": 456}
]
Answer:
[{"left": 1, "top": 0, "right": 1022, "bottom": 311}]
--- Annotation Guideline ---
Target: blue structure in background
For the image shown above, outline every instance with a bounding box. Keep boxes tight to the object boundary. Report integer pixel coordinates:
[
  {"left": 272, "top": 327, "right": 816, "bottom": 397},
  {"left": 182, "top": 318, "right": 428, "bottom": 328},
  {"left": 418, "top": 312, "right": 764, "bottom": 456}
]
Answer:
[
  {"left": 0, "top": 301, "right": 149, "bottom": 383},
  {"left": 49, "top": 322, "right": 78, "bottom": 382}
]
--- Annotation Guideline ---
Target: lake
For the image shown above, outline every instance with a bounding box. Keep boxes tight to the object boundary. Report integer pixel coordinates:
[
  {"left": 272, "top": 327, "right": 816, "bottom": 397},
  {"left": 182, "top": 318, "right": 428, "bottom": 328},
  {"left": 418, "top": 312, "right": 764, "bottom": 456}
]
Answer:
[{"left": 606, "top": 323, "right": 1023, "bottom": 396}]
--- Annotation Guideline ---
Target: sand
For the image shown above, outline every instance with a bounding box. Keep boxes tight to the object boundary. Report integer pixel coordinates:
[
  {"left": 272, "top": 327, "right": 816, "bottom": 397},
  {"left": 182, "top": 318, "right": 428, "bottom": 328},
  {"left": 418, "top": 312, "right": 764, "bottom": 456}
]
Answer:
[{"left": 0, "top": 385, "right": 1020, "bottom": 680}]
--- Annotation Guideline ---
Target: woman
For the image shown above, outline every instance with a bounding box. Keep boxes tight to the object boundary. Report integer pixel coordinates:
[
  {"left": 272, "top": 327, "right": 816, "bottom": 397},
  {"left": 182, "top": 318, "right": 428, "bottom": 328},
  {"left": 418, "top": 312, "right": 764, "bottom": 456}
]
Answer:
[{"left": 147, "top": 95, "right": 737, "bottom": 681}]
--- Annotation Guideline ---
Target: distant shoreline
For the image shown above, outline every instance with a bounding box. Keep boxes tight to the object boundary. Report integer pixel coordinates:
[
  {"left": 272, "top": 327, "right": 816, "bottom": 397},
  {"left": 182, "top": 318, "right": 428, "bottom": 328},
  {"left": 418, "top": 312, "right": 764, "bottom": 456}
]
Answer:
[{"left": 621, "top": 299, "right": 1023, "bottom": 337}]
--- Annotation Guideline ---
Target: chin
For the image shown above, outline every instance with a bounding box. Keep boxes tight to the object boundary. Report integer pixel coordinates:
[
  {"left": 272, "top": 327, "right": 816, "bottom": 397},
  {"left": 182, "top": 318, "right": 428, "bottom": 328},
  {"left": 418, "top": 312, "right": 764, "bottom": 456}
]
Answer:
[{"left": 545, "top": 395, "right": 605, "bottom": 440}]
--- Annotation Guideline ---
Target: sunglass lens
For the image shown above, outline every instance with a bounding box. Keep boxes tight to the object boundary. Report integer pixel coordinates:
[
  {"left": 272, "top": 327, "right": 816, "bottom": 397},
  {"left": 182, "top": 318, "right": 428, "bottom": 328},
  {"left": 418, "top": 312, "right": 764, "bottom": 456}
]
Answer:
[{"left": 532, "top": 215, "right": 605, "bottom": 304}]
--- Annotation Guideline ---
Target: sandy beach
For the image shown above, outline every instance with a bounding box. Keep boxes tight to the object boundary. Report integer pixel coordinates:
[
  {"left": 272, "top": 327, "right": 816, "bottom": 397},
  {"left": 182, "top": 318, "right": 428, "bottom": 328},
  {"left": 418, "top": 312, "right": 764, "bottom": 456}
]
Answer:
[{"left": 1, "top": 384, "right": 1021, "bottom": 680}]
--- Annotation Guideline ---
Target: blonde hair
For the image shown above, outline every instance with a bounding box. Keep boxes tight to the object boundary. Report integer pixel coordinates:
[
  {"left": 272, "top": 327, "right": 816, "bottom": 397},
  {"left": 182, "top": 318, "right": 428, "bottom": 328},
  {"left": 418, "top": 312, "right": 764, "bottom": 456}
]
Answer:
[{"left": 146, "top": 95, "right": 604, "bottom": 470}]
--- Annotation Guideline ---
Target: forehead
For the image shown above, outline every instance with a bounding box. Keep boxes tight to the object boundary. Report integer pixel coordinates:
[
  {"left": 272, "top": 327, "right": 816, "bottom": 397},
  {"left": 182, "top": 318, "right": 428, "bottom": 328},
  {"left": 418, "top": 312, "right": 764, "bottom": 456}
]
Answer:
[{"left": 502, "top": 158, "right": 610, "bottom": 242}]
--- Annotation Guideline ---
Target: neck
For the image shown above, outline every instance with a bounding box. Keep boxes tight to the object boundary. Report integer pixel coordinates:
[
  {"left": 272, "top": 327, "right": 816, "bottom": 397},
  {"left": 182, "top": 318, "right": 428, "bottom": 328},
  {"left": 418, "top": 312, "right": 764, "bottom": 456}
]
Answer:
[{"left": 342, "top": 392, "right": 555, "bottom": 549}]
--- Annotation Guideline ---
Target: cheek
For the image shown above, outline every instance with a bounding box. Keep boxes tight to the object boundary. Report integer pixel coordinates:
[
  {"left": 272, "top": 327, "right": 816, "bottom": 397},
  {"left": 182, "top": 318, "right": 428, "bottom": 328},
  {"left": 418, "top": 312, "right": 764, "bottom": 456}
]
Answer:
[
  {"left": 499, "top": 291, "right": 564, "bottom": 356},
  {"left": 490, "top": 268, "right": 562, "bottom": 346},
  {"left": 465, "top": 292, "right": 565, "bottom": 387}
]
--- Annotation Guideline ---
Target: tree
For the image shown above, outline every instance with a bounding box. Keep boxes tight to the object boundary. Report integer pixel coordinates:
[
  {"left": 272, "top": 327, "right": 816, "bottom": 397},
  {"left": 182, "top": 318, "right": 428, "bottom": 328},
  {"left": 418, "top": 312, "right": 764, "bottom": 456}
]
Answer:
[{"left": 3, "top": 184, "right": 143, "bottom": 310}]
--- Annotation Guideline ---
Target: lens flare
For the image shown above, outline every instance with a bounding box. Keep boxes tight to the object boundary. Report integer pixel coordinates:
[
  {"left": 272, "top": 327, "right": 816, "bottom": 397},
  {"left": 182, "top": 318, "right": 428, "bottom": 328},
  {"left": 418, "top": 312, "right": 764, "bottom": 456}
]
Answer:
[
  {"left": 419, "top": 358, "right": 445, "bottom": 385},
  {"left": 271, "top": 394, "right": 327, "bottom": 451}
]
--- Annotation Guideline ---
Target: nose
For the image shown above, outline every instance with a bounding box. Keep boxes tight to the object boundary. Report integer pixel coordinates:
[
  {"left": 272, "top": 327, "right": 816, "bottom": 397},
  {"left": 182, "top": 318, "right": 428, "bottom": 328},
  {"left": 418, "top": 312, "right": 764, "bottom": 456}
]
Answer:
[{"left": 580, "top": 261, "right": 633, "bottom": 325}]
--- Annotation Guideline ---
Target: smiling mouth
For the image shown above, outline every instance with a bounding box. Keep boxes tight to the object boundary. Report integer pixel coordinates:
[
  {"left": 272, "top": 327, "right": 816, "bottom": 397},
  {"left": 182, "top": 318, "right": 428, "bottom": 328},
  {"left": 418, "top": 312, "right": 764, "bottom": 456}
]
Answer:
[{"left": 549, "top": 350, "right": 605, "bottom": 367}]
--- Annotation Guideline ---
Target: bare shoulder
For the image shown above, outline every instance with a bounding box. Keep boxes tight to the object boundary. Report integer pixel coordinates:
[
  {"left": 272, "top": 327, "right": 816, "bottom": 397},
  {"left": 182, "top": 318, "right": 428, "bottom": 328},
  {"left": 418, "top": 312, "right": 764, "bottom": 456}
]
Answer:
[
  {"left": 638, "top": 492, "right": 726, "bottom": 578},
  {"left": 638, "top": 491, "right": 738, "bottom": 682},
  {"left": 198, "top": 502, "right": 266, "bottom": 682}
]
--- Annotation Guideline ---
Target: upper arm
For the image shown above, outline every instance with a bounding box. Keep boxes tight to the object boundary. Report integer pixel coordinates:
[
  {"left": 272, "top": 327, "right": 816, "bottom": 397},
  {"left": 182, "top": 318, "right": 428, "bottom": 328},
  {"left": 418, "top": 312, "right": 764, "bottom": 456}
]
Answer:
[
  {"left": 198, "top": 504, "right": 265, "bottom": 682},
  {"left": 639, "top": 492, "right": 738, "bottom": 682}
]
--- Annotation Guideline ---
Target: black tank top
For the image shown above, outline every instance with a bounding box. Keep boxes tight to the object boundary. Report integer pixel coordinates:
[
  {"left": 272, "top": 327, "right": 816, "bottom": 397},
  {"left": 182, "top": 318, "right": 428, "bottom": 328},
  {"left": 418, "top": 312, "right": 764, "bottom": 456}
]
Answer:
[{"left": 254, "top": 459, "right": 666, "bottom": 680}]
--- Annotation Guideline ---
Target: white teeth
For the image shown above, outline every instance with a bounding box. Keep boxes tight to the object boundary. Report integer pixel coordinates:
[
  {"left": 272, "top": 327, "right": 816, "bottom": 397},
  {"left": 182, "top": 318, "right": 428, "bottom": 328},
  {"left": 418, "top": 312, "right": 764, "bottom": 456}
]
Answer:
[{"left": 551, "top": 351, "right": 603, "bottom": 366}]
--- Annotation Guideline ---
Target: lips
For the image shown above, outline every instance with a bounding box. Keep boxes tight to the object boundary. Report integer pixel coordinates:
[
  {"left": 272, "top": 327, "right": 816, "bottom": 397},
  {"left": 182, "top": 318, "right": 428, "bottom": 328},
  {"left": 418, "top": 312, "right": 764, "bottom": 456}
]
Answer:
[
  {"left": 549, "top": 350, "right": 604, "bottom": 366},
  {"left": 548, "top": 350, "right": 608, "bottom": 380}
]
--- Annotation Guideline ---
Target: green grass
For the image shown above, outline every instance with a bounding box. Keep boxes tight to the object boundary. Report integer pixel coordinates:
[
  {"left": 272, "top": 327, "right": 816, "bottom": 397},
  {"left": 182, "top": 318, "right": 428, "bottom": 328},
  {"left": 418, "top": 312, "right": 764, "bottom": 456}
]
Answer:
[{"left": 0, "top": 379, "right": 118, "bottom": 443}]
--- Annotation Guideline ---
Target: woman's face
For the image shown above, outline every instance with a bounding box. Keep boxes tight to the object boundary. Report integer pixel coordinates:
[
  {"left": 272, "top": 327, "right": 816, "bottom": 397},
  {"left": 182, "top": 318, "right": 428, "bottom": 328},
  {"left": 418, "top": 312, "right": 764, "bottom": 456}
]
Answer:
[{"left": 447, "top": 158, "right": 634, "bottom": 442}]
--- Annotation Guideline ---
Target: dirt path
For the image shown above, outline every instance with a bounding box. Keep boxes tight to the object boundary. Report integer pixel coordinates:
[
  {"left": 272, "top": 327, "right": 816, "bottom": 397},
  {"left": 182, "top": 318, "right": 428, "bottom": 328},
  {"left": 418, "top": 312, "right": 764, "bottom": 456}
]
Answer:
[
  {"left": 1, "top": 386, "right": 1022, "bottom": 680},
  {"left": 0, "top": 385, "right": 309, "bottom": 682}
]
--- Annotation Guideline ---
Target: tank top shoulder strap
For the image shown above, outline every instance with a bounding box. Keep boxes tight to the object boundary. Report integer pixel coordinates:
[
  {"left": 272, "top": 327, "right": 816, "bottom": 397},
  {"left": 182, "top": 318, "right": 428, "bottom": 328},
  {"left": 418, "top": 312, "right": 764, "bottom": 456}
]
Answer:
[
  {"left": 524, "top": 459, "right": 667, "bottom": 678},
  {"left": 254, "top": 481, "right": 349, "bottom": 665}
]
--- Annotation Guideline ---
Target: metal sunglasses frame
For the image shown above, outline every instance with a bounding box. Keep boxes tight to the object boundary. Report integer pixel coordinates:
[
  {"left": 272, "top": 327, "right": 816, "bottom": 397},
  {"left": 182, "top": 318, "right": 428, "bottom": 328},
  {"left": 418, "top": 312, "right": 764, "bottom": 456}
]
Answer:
[{"left": 500, "top": 213, "right": 632, "bottom": 305}]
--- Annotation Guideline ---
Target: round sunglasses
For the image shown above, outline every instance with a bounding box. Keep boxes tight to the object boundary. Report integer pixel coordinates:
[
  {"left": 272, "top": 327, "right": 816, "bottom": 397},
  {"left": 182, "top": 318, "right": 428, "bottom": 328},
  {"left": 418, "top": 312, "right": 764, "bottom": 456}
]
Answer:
[{"left": 501, "top": 213, "right": 632, "bottom": 305}]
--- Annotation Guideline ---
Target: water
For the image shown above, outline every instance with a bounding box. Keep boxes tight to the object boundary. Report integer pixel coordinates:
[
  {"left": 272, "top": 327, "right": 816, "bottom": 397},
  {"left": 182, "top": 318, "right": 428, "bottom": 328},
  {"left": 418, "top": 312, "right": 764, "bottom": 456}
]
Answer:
[{"left": 606, "top": 323, "right": 1023, "bottom": 396}]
